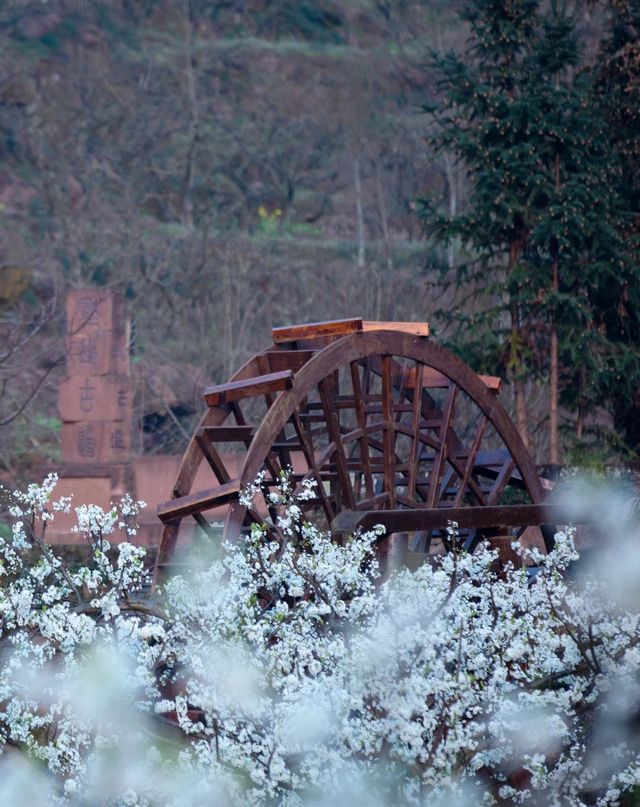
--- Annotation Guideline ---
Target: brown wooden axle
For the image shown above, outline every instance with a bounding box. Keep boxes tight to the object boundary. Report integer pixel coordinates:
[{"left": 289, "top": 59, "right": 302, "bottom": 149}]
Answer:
[{"left": 331, "top": 502, "right": 599, "bottom": 535}]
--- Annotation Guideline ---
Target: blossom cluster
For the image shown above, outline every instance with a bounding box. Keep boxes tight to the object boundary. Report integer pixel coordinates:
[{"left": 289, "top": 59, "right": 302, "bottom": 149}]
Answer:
[{"left": 0, "top": 472, "right": 639, "bottom": 806}]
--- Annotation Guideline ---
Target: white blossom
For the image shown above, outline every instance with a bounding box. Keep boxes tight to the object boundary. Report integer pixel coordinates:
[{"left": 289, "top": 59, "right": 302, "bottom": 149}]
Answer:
[{"left": 1, "top": 473, "right": 640, "bottom": 806}]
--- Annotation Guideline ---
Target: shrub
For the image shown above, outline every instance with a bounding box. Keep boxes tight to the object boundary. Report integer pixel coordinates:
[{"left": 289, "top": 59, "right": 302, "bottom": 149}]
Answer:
[{"left": 1, "top": 473, "right": 639, "bottom": 805}]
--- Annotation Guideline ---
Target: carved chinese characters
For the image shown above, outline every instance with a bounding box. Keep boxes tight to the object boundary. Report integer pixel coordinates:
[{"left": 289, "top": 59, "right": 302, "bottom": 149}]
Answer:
[
  {"left": 59, "top": 290, "right": 132, "bottom": 464},
  {"left": 66, "top": 332, "right": 129, "bottom": 376},
  {"left": 60, "top": 421, "right": 132, "bottom": 464},
  {"left": 65, "top": 289, "right": 125, "bottom": 335},
  {"left": 58, "top": 375, "right": 132, "bottom": 423}
]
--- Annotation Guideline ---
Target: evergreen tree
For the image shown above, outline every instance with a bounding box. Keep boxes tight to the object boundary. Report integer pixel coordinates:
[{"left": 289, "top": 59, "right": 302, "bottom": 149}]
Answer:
[
  {"left": 424, "top": 0, "right": 639, "bottom": 460},
  {"left": 592, "top": 0, "right": 640, "bottom": 452},
  {"left": 423, "top": 0, "right": 540, "bottom": 450}
]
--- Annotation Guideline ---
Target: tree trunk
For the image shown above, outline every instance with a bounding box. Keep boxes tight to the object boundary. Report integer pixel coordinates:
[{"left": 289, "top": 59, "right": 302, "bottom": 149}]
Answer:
[
  {"left": 374, "top": 160, "right": 393, "bottom": 319},
  {"left": 354, "top": 157, "right": 366, "bottom": 270},
  {"left": 549, "top": 147, "right": 561, "bottom": 465},
  {"left": 515, "top": 378, "right": 530, "bottom": 451},
  {"left": 576, "top": 365, "right": 585, "bottom": 440},
  {"left": 509, "top": 252, "right": 530, "bottom": 450},
  {"left": 550, "top": 306, "right": 559, "bottom": 463},
  {"left": 181, "top": 0, "right": 199, "bottom": 230},
  {"left": 443, "top": 150, "right": 457, "bottom": 270}
]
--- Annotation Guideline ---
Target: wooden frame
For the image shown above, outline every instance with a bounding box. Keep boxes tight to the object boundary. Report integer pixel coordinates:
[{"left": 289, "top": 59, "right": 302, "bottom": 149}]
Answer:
[{"left": 154, "top": 320, "right": 548, "bottom": 580}]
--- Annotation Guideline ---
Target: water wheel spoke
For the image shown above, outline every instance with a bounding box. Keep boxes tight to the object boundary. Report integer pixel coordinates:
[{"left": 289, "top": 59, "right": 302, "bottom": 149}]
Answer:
[
  {"left": 486, "top": 456, "right": 517, "bottom": 505},
  {"left": 425, "top": 382, "right": 458, "bottom": 508},
  {"left": 453, "top": 414, "right": 490, "bottom": 507},
  {"left": 407, "top": 363, "right": 424, "bottom": 501},
  {"left": 195, "top": 430, "right": 231, "bottom": 483},
  {"left": 192, "top": 511, "right": 218, "bottom": 539},
  {"left": 379, "top": 355, "right": 396, "bottom": 508},
  {"left": 290, "top": 410, "right": 335, "bottom": 523},
  {"left": 350, "top": 360, "right": 375, "bottom": 499},
  {"left": 318, "top": 378, "right": 356, "bottom": 510}
]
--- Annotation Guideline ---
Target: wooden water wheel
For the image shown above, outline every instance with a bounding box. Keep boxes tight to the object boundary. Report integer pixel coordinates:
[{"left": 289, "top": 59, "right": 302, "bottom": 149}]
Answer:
[{"left": 155, "top": 319, "right": 556, "bottom": 578}]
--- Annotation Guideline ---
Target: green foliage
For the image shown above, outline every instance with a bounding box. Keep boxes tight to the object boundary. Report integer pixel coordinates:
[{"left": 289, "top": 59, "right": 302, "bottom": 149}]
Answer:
[
  {"left": 257, "top": 204, "right": 283, "bottom": 236},
  {"left": 593, "top": 0, "right": 640, "bottom": 450},
  {"left": 424, "top": 0, "right": 640, "bottom": 455},
  {"left": 31, "top": 415, "right": 61, "bottom": 433}
]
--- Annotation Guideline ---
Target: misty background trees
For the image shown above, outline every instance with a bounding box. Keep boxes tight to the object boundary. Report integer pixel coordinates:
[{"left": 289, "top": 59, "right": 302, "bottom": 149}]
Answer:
[{"left": 0, "top": 0, "right": 637, "bottom": 480}]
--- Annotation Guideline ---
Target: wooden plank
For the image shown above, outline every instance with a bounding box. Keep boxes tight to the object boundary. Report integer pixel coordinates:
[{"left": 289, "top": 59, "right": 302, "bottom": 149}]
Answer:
[
  {"left": 444, "top": 449, "right": 488, "bottom": 507},
  {"left": 363, "top": 321, "right": 429, "bottom": 336},
  {"left": 298, "top": 413, "right": 329, "bottom": 423},
  {"left": 354, "top": 492, "right": 390, "bottom": 511},
  {"left": 329, "top": 460, "right": 406, "bottom": 473},
  {"left": 318, "top": 378, "right": 356, "bottom": 510},
  {"left": 426, "top": 382, "right": 457, "bottom": 508},
  {"left": 272, "top": 318, "right": 363, "bottom": 344},
  {"left": 157, "top": 480, "right": 241, "bottom": 523},
  {"left": 381, "top": 355, "right": 396, "bottom": 508},
  {"left": 331, "top": 502, "right": 595, "bottom": 535},
  {"left": 204, "top": 370, "right": 293, "bottom": 406},
  {"left": 156, "top": 355, "right": 265, "bottom": 568},
  {"left": 407, "top": 363, "right": 423, "bottom": 501},
  {"left": 195, "top": 431, "right": 231, "bottom": 483},
  {"left": 192, "top": 511, "right": 217, "bottom": 537},
  {"left": 404, "top": 366, "right": 501, "bottom": 393},
  {"left": 487, "top": 456, "right": 516, "bottom": 505},
  {"left": 395, "top": 423, "right": 441, "bottom": 452},
  {"left": 203, "top": 426, "right": 255, "bottom": 443},
  {"left": 475, "top": 449, "right": 513, "bottom": 466},
  {"left": 256, "top": 354, "right": 277, "bottom": 408},
  {"left": 266, "top": 350, "right": 315, "bottom": 373},
  {"left": 350, "top": 361, "right": 374, "bottom": 498},
  {"left": 471, "top": 450, "right": 525, "bottom": 490},
  {"left": 340, "top": 421, "right": 386, "bottom": 445},
  {"left": 453, "top": 415, "right": 489, "bottom": 507},
  {"left": 290, "top": 411, "right": 335, "bottom": 523}
]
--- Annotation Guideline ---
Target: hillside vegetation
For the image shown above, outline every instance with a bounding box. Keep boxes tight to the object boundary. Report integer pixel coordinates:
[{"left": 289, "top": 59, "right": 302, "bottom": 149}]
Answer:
[{"left": 0, "top": 0, "right": 635, "bottom": 478}]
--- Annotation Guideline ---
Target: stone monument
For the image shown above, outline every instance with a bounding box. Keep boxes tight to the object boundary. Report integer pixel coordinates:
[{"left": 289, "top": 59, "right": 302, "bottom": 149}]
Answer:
[
  {"left": 48, "top": 289, "right": 133, "bottom": 543},
  {"left": 59, "top": 289, "right": 131, "bottom": 467}
]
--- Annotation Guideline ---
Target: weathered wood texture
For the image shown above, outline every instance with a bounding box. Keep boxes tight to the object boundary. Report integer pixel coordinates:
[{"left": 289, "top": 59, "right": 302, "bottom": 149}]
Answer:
[
  {"left": 363, "top": 321, "right": 429, "bottom": 336},
  {"left": 157, "top": 479, "right": 241, "bottom": 523},
  {"left": 204, "top": 370, "right": 293, "bottom": 406},
  {"left": 272, "top": 318, "right": 364, "bottom": 344},
  {"left": 404, "top": 366, "right": 500, "bottom": 392},
  {"left": 331, "top": 503, "right": 594, "bottom": 534},
  {"left": 155, "top": 322, "right": 547, "bottom": 583}
]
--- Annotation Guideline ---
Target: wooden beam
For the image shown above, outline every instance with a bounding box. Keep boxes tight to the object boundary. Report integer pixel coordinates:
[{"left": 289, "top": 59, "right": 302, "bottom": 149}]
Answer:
[
  {"left": 404, "top": 366, "right": 501, "bottom": 393},
  {"left": 363, "top": 321, "right": 429, "bottom": 336},
  {"left": 318, "top": 378, "right": 356, "bottom": 510},
  {"left": 453, "top": 415, "right": 489, "bottom": 507},
  {"left": 331, "top": 502, "right": 601, "bottom": 535},
  {"left": 195, "top": 431, "right": 231, "bottom": 483},
  {"left": 354, "top": 492, "right": 391, "bottom": 510},
  {"left": 204, "top": 425, "right": 255, "bottom": 443},
  {"left": 407, "top": 363, "right": 423, "bottom": 501},
  {"left": 272, "top": 318, "right": 363, "bottom": 344},
  {"left": 157, "top": 480, "right": 241, "bottom": 523},
  {"left": 204, "top": 370, "right": 293, "bottom": 406},
  {"left": 425, "top": 382, "right": 457, "bottom": 508},
  {"left": 290, "top": 411, "right": 335, "bottom": 523},
  {"left": 381, "top": 354, "right": 396, "bottom": 508},
  {"left": 265, "top": 349, "right": 315, "bottom": 373},
  {"left": 350, "top": 360, "right": 374, "bottom": 499}
]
